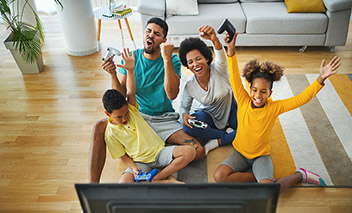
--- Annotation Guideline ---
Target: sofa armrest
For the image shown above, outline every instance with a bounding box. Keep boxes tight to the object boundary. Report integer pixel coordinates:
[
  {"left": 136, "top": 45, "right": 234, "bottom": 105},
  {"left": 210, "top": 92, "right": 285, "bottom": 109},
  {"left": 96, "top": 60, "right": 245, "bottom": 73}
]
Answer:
[
  {"left": 323, "top": 0, "right": 351, "bottom": 46},
  {"left": 137, "top": 0, "right": 165, "bottom": 17},
  {"left": 323, "top": 0, "right": 352, "bottom": 13}
]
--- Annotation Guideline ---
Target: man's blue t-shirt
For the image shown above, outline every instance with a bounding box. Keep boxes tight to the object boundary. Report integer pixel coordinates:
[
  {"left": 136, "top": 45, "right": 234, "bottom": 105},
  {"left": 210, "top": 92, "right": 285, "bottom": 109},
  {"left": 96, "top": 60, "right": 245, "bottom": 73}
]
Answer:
[{"left": 118, "top": 49, "right": 181, "bottom": 116}]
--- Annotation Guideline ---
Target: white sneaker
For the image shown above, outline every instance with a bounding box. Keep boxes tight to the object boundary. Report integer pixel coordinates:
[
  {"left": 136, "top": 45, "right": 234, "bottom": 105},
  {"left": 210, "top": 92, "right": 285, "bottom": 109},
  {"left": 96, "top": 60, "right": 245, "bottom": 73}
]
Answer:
[{"left": 204, "top": 139, "right": 219, "bottom": 155}]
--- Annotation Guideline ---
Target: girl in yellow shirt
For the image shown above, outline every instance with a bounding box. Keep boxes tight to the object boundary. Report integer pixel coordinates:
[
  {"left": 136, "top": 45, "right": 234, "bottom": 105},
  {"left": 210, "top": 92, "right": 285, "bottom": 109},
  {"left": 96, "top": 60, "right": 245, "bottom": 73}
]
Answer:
[{"left": 213, "top": 33, "right": 341, "bottom": 192}]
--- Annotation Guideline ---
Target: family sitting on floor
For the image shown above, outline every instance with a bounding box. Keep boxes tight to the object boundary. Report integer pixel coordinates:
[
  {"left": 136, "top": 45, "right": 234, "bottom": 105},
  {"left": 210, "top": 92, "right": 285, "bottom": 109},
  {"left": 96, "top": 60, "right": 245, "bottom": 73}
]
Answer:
[{"left": 89, "top": 17, "right": 340, "bottom": 191}]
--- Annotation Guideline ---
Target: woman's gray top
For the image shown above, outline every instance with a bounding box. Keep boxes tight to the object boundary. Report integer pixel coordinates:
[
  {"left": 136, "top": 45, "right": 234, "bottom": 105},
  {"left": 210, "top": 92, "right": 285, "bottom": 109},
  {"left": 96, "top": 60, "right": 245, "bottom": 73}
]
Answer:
[{"left": 180, "top": 47, "right": 235, "bottom": 129}]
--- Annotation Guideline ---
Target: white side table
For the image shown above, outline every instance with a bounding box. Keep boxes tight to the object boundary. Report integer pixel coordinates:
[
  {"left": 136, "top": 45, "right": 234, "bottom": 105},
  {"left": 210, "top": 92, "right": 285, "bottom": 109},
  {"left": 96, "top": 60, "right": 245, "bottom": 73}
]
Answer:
[{"left": 93, "top": 7, "right": 136, "bottom": 49}]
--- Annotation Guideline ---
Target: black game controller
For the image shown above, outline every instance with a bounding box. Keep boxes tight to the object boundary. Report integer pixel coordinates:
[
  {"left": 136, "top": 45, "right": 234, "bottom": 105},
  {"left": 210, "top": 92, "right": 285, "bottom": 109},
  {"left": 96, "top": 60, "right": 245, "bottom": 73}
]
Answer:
[
  {"left": 102, "top": 47, "right": 122, "bottom": 61},
  {"left": 217, "top": 18, "right": 236, "bottom": 42}
]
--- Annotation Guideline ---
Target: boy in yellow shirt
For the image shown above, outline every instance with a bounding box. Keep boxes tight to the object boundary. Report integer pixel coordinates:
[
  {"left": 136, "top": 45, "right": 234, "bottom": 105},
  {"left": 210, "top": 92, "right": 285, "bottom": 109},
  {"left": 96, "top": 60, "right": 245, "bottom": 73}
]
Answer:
[
  {"left": 102, "top": 48, "right": 196, "bottom": 183},
  {"left": 213, "top": 33, "right": 341, "bottom": 192}
]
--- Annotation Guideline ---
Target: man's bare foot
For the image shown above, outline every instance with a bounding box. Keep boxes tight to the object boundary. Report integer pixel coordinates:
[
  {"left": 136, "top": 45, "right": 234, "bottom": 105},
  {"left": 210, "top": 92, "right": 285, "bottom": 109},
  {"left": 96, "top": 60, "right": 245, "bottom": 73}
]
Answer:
[
  {"left": 166, "top": 175, "right": 185, "bottom": 184},
  {"left": 152, "top": 176, "right": 185, "bottom": 184}
]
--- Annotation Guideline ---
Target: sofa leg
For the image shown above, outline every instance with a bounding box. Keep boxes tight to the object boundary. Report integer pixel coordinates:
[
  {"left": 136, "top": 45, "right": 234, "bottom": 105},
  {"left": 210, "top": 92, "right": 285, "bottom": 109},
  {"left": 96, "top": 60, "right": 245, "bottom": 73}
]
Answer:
[
  {"left": 329, "top": 46, "right": 335, "bottom": 53},
  {"left": 299, "top": 46, "right": 307, "bottom": 53}
]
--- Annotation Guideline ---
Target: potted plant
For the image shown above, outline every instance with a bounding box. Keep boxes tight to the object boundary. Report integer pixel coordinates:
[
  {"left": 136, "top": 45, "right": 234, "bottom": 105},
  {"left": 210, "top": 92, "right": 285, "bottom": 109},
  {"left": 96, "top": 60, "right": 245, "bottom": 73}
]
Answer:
[{"left": 0, "top": 0, "right": 62, "bottom": 74}]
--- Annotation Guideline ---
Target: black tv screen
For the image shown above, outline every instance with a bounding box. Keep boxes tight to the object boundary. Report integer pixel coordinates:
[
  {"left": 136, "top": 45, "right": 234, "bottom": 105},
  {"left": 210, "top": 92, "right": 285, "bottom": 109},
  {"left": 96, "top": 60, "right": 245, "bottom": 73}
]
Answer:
[{"left": 75, "top": 183, "right": 280, "bottom": 213}]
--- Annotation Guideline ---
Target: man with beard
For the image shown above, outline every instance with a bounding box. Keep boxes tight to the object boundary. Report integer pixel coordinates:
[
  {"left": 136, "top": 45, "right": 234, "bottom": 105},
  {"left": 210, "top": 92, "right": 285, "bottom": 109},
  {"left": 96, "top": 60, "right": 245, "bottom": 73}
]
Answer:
[{"left": 89, "top": 17, "right": 205, "bottom": 183}]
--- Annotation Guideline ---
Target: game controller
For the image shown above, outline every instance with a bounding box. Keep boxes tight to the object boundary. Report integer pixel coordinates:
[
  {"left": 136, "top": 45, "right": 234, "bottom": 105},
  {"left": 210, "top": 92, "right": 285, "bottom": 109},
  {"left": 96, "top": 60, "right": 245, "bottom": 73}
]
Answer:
[
  {"left": 217, "top": 18, "right": 236, "bottom": 42},
  {"left": 135, "top": 168, "right": 158, "bottom": 182},
  {"left": 102, "top": 47, "right": 121, "bottom": 61},
  {"left": 188, "top": 119, "right": 208, "bottom": 129}
]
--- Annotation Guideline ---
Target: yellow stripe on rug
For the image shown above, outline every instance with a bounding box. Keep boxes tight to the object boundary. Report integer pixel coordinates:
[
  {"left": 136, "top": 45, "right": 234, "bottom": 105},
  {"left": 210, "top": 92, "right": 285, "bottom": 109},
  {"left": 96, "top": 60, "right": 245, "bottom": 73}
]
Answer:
[
  {"left": 270, "top": 118, "right": 297, "bottom": 180},
  {"left": 329, "top": 74, "right": 352, "bottom": 116}
]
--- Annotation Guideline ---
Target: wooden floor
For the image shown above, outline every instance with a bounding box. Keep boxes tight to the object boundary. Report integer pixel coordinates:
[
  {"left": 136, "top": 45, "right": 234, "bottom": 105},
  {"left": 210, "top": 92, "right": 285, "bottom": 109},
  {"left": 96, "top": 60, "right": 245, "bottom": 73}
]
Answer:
[{"left": 0, "top": 11, "right": 351, "bottom": 212}]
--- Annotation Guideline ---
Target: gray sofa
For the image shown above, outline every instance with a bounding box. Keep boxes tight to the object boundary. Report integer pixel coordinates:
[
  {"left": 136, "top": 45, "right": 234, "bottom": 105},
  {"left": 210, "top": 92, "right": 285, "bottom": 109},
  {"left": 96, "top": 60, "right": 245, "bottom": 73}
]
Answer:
[{"left": 137, "top": 0, "right": 352, "bottom": 52}]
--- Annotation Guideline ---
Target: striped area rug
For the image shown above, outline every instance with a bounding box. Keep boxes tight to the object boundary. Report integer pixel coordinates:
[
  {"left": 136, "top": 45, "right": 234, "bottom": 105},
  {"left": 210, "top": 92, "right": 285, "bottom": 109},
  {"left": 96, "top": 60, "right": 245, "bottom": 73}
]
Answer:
[{"left": 175, "top": 74, "right": 352, "bottom": 186}]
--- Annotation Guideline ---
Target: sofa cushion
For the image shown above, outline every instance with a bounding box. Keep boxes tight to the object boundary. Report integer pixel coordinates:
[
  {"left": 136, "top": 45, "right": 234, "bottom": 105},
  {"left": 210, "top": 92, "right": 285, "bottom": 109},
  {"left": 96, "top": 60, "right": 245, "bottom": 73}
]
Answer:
[
  {"left": 166, "top": 3, "right": 246, "bottom": 35},
  {"left": 242, "top": 2, "right": 328, "bottom": 34},
  {"left": 166, "top": 0, "right": 199, "bottom": 18},
  {"left": 240, "top": 0, "right": 283, "bottom": 2},
  {"left": 198, "top": 0, "right": 238, "bottom": 3},
  {"left": 285, "top": 0, "right": 326, "bottom": 13}
]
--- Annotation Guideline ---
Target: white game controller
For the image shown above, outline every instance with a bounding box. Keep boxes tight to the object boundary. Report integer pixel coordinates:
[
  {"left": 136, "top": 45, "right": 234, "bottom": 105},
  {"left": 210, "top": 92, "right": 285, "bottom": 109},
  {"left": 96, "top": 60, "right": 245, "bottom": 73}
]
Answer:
[
  {"left": 102, "top": 47, "right": 122, "bottom": 61},
  {"left": 187, "top": 119, "right": 208, "bottom": 129}
]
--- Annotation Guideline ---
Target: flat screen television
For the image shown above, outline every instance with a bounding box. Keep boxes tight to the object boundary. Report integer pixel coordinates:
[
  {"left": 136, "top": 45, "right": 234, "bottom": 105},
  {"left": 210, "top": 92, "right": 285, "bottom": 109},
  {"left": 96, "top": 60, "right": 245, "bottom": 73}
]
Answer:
[{"left": 75, "top": 183, "right": 280, "bottom": 213}]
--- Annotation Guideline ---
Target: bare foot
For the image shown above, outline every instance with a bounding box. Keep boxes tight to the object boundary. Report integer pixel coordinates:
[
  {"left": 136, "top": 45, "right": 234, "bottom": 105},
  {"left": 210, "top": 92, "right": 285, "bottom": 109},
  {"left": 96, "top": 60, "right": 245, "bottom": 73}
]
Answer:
[
  {"left": 152, "top": 176, "right": 185, "bottom": 184},
  {"left": 166, "top": 175, "right": 185, "bottom": 184}
]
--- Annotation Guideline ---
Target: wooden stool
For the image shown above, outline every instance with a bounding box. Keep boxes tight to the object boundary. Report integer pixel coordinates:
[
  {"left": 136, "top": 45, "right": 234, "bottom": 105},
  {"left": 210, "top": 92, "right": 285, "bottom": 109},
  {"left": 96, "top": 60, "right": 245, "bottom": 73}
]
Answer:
[{"left": 93, "top": 7, "right": 136, "bottom": 49}]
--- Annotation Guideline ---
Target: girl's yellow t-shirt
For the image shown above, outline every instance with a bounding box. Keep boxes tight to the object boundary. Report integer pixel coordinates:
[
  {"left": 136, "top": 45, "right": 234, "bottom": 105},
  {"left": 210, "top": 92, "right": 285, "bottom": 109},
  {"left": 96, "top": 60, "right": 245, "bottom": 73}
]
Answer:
[{"left": 228, "top": 54, "right": 324, "bottom": 159}]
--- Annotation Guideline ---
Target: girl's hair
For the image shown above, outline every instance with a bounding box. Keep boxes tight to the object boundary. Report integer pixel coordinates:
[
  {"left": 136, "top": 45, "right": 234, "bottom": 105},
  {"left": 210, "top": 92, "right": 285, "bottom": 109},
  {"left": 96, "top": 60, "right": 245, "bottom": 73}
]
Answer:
[
  {"left": 242, "top": 59, "right": 284, "bottom": 89},
  {"left": 179, "top": 37, "right": 213, "bottom": 68}
]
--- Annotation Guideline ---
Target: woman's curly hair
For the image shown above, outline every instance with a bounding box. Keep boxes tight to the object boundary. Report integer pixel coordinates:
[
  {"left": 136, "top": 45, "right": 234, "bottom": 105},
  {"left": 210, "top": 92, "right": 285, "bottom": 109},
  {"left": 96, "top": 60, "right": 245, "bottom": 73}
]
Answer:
[
  {"left": 242, "top": 59, "right": 284, "bottom": 89},
  {"left": 179, "top": 37, "right": 213, "bottom": 68}
]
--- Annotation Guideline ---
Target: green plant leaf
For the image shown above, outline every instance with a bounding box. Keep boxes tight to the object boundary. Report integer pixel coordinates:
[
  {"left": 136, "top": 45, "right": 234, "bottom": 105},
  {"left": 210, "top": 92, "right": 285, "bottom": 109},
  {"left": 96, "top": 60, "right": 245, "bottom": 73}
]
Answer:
[
  {"left": 1, "top": 0, "right": 62, "bottom": 63},
  {"left": 12, "top": 20, "right": 42, "bottom": 63}
]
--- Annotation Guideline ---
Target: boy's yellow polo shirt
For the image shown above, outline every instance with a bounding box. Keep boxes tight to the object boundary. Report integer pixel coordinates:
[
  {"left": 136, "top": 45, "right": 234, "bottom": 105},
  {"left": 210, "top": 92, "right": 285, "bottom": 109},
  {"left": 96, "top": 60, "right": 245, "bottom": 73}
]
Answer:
[{"left": 105, "top": 103, "right": 164, "bottom": 163}]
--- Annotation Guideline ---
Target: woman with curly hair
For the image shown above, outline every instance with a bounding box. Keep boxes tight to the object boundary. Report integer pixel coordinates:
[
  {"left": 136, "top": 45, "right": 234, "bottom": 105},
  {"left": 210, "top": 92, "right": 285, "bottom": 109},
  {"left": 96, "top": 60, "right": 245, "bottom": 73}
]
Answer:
[
  {"left": 179, "top": 25, "right": 237, "bottom": 155},
  {"left": 213, "top": 32, "right": 341, "bottom": 192}
]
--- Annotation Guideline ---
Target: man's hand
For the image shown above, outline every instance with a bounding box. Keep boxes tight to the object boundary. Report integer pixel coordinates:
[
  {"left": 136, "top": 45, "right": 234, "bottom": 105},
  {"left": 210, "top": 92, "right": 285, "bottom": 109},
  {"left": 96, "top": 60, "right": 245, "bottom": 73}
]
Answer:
[
  {"left": 317, "top": 56, "right": 341, "bottom": 84},
  {"left": 161, "top": 42, "right": 179, "bottom": 100},
  {"left": 116, "top": 48, "right": 135, "bottom": 72},
  {"left": 160, "top": 43, "right": 174, "bottom": 60}
]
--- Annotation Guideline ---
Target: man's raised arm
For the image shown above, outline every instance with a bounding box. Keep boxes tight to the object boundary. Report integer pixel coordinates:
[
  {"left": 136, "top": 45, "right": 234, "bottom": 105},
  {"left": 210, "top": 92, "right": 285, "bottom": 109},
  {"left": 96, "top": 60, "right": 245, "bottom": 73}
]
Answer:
[{"left": 161, "top": 43, "right": 180, "bottom": 100}]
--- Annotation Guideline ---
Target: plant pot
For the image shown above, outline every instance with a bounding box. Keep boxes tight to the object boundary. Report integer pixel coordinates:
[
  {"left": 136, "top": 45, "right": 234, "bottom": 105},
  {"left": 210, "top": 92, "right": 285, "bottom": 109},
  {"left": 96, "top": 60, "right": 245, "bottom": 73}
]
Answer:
[{"left": 3, "top": 34, "right": 43, "bottom": 74}]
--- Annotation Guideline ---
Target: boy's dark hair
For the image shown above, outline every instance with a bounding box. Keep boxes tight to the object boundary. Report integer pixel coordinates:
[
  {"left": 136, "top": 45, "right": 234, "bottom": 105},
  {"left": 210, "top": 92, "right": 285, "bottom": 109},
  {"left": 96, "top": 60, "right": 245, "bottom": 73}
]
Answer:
[
  {"left": 243, "top": 59, "right": 284, "bottom": 89},
  {"left": 146, "top": 17, "right": 168, "bottom": 38},
  {"left": 179, "top": 37, "right": 213, "bottom": 68},
  {"left": 102, "top": 89, "right": 127, "bottom": 114}
]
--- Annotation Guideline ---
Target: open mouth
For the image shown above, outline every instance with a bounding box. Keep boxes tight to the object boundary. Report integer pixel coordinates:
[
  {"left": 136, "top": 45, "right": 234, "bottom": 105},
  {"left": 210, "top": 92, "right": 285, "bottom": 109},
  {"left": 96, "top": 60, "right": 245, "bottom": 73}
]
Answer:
[
  {"left": 146, "top": 38, "right": 153, "bottom": 47},
  {"left": 194, "top": 67, "right": 202, "bottom": 73},
  {"left": 122, "top": 121, "right": 128, "bottom": 125},
  {"left": 253, "top": 98, "right": 263, "bottom": 105}
]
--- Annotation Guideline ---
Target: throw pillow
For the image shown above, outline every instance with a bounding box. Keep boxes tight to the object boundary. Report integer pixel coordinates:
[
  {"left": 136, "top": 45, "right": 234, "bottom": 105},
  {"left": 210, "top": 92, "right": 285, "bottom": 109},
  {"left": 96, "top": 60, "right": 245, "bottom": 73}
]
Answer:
[
  {"left": 166, "top": 0, "right": 199, "bottom": 18},
  {"left": 285, "top": 0, "right": 326, "bottom": 13}
]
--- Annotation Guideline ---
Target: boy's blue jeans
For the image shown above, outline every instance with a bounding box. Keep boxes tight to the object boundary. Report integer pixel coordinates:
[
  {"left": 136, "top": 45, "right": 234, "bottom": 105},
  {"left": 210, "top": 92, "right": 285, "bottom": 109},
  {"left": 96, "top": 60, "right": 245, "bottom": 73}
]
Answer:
[{"left": 183, "top": 101, "right": 237, "bottom": 146}]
